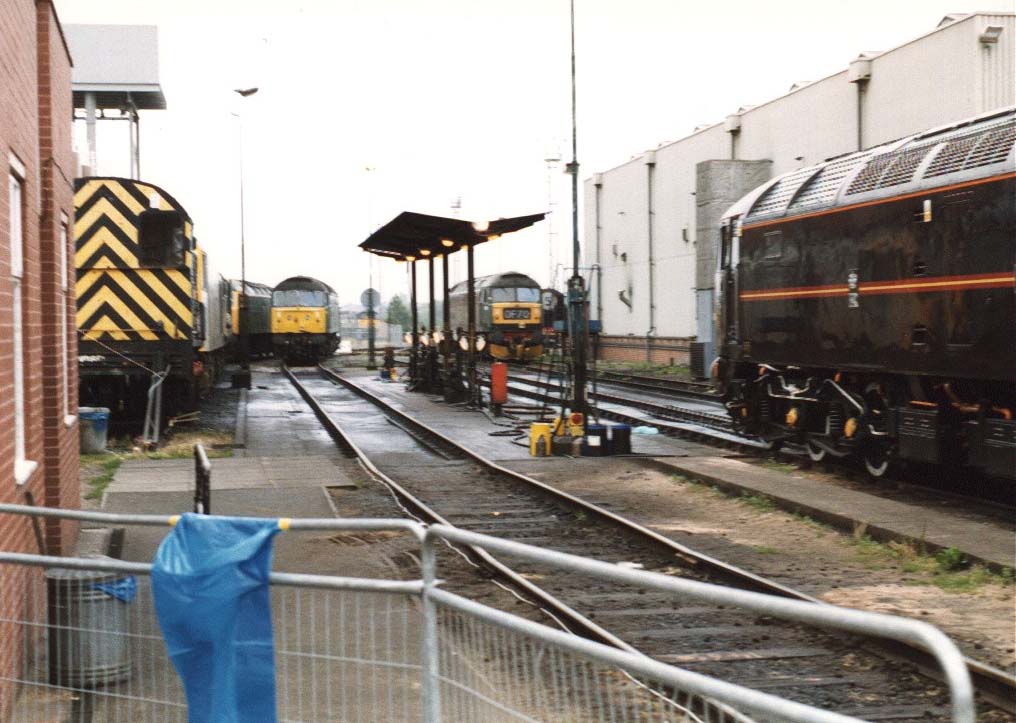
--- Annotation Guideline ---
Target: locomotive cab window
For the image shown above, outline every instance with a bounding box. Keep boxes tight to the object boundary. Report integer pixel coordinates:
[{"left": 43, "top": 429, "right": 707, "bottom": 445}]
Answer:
[
  {"left": 139, "top": 210, "right": 186, "bottom": 268},
  {"left": 273, "top": 289, "right": 326, "bottom": 307}
]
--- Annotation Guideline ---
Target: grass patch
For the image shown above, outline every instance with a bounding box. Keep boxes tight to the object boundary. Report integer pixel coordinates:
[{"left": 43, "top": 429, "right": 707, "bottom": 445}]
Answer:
[
  {"left": 753, "top": 545, "right": 779, "bottom": 555},
  {"left": 82, "top": 454, "right": 123, "bottom": 500},
  {"left": 847, "top": 533, "right": 1014, "bottom": 592},
  {"left": 740, "top": 493, "right": 776, "bottom": 512},
  {"left": 760, "top": 458, "right": 798, "bottom": 474},
  {"left": 143, "top": 430, "right": 234, "bottom": 459}
]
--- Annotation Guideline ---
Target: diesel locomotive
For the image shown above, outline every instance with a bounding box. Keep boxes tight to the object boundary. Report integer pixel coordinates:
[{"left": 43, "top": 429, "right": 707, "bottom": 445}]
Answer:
[
  {"left": 715, "top": 108, "right": 1015, "bottom": 479},
  {"left": 75, "top": 177, "right": 234, "bottom": 418},
  {"left": 231, "top": 279, "right": 273, "bottom": 357},
  {"left": 270, "top": 276, "right": 341, "bottom": 362},
  {"left": 448, "top": 272, "right": 545, "bottom": 361}
]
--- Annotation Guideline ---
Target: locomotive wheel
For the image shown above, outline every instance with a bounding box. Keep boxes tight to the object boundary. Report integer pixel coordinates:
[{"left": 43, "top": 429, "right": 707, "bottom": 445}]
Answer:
[
  {"left": 863, "top": 443, "right": 891, "bottom": 478},
  {"left": 806, "top": 440, "right": 827, "bottom": 462}
]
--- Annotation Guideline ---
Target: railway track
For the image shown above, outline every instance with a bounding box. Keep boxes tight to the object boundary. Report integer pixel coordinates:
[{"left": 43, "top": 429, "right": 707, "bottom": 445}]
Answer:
[
  {"left": 483, "top": 369, "right": 1016, "bottom": 509},
  {"left": 284, "top": 364, "right": 1015, "bottom": 721}
]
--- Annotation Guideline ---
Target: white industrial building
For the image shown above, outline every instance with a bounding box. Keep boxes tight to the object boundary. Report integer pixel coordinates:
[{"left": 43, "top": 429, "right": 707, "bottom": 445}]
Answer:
[{"left": 582, "top": 11, "right": 1014, "bottom": 373}]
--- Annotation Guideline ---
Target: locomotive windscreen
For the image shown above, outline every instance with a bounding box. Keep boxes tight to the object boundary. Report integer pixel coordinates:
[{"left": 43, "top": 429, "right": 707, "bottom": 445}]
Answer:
[
  {"left": 273, "top": 289, "right": 327, "bottom": 306},
  {"left": 490, "top": 287, "right": 540, "bottom": 302}
]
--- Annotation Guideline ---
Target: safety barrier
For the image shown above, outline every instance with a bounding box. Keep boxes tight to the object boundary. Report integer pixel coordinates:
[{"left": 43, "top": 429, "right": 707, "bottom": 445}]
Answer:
[
  {"left": 192, "top": 444, "right": 211, "bottom": 514},
  {"left": 0, "top": 504, "right": 975, "bottom": 723}
]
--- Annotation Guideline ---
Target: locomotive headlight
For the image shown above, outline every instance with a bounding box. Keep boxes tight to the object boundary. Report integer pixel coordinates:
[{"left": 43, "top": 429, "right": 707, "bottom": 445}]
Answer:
[
  {"left": 476, "top": 335, "right": 487, "bottom": 352},
  {"left": 458, "top": 335, "right": 470, "bottom": 351},
  {"left": 844, "top": 417, "right": 859, "bottom": 438}
]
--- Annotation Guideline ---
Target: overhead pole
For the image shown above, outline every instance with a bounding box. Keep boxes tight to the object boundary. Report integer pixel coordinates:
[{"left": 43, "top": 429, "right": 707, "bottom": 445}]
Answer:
[
  {"left": 565, "top": 0, "right": 588, "bottom": 425},
  {"left": 233, "top": 87, "right": 258, "bottom": 390},
  {"left": 365, "top": 166, "right": 378, "bottom": 370}
]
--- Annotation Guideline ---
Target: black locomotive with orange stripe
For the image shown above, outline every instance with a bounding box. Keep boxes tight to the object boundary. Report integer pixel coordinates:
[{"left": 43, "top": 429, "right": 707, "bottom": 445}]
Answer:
[{"left": 715, "top": 108, "right": 1015, "bottom": 479}]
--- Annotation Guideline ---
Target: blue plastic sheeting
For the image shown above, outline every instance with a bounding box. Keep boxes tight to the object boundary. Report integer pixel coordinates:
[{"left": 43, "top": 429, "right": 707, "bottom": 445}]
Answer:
[
  {"left": 152, "top": 514, "right": 281, "bottom": 723},
  {"left": 90, "top": 576, "right": 137, "bottom": 602}
]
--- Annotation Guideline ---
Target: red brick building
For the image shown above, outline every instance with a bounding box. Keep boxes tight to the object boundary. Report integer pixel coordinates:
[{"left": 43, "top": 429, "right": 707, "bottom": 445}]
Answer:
[{"left": 1, "top": 0, "right": 78, "bottom": 710}]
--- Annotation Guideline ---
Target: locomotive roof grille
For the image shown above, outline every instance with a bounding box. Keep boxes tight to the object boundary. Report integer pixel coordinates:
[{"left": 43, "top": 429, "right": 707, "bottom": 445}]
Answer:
[
  {"left": 738, "top": 107, "right": 1014, "bottom": 224},
  {"left": 925, "top": 118, "right": 1015, "bottom": 178},
  {"left": 846, "top": 142, "right": 938, "bottom": 195},
  {"left": 745, "top": 166, "right": 815, "bottom": 220},
  {"left": 787, "top": 153, "right": 871, "bottom": 212}
]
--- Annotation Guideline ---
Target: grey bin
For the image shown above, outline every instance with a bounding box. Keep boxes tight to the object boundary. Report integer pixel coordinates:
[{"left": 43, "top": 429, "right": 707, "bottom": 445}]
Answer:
[
  {"left": 78, "top": 407, "right": 111, "bottom": 454},
  {"left": 46, "top": 557, "right": 132, "bottom": 687}
]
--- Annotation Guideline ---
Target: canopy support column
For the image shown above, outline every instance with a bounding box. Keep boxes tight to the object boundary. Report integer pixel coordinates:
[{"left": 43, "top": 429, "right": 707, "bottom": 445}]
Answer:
[
  {"left": 466, "top": 243, "right": 478, "bottom": 407},
  {"left": 410, "top": 260, "right": 419, "bottom": 384}
]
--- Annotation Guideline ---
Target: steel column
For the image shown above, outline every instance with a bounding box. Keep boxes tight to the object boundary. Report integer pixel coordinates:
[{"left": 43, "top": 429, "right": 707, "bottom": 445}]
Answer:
[
  {"left": 410, "top": 260, "right": 419, "bottom": 382},
  {"left": 442, "top": 252, "right": 453, "bottom": 400},
  {"left": 466, "top": 243, "right": 477, "bottom": 406}
]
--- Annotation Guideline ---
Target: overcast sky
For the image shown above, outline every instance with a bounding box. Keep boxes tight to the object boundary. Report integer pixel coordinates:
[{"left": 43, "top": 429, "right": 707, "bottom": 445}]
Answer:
[{"left": 55, "top": 0, "right": 1014, "bottom": 307}]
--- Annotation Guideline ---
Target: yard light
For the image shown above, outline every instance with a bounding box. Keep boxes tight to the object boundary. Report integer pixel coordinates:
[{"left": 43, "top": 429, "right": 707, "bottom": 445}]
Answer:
[
  {"left": 458, "top": 335, "right": 469, "bottom": 351},
  {"left": 476, "top": 335, "right": 487, "bottom": 352},
  {"left": 472, "top": 220, "right": 489, "bottom": 233},
  {"left": 440, "top": 238, "right": 455, "bottom": 247},
  {"left": 403, "top": 332, "right": 413, "bottom": 345}
]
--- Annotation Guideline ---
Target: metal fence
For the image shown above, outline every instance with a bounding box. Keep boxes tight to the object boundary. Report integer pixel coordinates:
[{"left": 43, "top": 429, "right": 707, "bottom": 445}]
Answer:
[{"left": 0, "top": 504, "right": 975, "bottom": 723}]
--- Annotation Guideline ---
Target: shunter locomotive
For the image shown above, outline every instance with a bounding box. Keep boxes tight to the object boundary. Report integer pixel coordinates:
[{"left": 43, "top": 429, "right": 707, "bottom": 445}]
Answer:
[
  {"left": 75, "top": 177, "right": 233, "bottom": 418},
  {"left": 448, "top": 272, "right": 545, "bottom": 361},
  {"left": 715, "top": 108, "right": 1015, "bottom": 479},
  {"left": 270, "top": 276, "right": 341, "bottom": 362}
]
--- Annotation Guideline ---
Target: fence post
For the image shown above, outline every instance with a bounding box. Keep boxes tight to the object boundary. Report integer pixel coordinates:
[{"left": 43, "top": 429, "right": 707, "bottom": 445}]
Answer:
[
  {"left": 193, "top": 444, "right": 211, "bottom": 514},
  {"left": 420, "top": 531, "right": 441, "bottom": 723}
]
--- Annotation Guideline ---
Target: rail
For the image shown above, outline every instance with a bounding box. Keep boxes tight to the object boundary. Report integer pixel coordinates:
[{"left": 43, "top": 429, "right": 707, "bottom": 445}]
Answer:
[{"left": 0, "top": 503, "right": 976, "bottom": 722}]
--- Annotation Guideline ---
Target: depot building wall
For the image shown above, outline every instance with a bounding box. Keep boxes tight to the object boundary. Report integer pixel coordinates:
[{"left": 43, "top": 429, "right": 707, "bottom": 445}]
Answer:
[{"left": 584, "top": 12, "right": 1015, "bottom": 366}]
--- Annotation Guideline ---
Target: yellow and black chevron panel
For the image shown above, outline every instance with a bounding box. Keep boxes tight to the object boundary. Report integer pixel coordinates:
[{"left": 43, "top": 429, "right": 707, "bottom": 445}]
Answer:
[{"left": 74, "top": 177, "right": 196, "bottom": 342}]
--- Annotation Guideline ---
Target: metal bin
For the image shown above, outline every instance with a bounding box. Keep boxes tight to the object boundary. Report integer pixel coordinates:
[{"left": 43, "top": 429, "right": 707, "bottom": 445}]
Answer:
[{"left": 46, "top": 557, "right": 133, "bottom": 687}]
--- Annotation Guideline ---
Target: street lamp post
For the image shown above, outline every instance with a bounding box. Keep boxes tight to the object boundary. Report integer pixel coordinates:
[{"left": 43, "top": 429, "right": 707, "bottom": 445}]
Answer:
[
  {"left": 565, "top": 0, "right": 588, "bottom": 426},
  {"left": 233, "top": 86, "right": 258, "bottom": 390}
]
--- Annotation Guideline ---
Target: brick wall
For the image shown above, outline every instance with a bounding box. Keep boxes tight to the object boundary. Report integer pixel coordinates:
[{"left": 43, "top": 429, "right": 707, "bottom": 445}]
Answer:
[
  {"left": 596, "top": 335, "right": 693, "bottom": 367},
  {"left": 37, "top": 0, "right": 78, "bottom": 553},
  {"left": 0, "top": 1, "right": 76, "bottom": 714}
]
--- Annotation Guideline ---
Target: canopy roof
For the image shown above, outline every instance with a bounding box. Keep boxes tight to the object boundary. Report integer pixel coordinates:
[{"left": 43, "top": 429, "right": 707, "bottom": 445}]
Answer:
[{"left": 360, "top": 211, "right": 545, "bottom": 261}]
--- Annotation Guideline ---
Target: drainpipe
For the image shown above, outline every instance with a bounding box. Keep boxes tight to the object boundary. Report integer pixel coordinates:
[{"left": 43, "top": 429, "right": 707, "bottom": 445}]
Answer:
[
  {"left": 593, "top": 173, "right": 603, "bottom": 325},
  {"left": 644, "top": 151, "right": 656, "bottom": 362},
  {"left": 848, "top": 55, "right": 873, "bottom": 151},
  {"left": 724, "top": 113, "right": 741, "bottom": 160}
]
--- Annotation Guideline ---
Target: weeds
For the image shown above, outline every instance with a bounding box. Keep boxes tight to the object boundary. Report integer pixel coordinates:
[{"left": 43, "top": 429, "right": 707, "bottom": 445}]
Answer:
[
  {"left": 760, "top": 459, "right": 798, "bottom": 474},
  {"left": 83, "top": 454, "right": 123, "bottom": 500},
  {"left": 753, "top": 545, "right": 779, "bottom": 555},
  {"left": 847, "top": 534, "right": 1012, "bottom": 592},
  {"left": 934, "top": 546, "right": 967, "bottom": 572},
  {"left": 740, "top": 493, "right": 775, "bottom": 512}
]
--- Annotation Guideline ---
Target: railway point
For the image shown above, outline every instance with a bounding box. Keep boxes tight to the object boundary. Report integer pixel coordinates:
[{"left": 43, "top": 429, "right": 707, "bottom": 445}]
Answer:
[{"left": 1, "top": 2, "right": 1014, "bottom": 722}]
